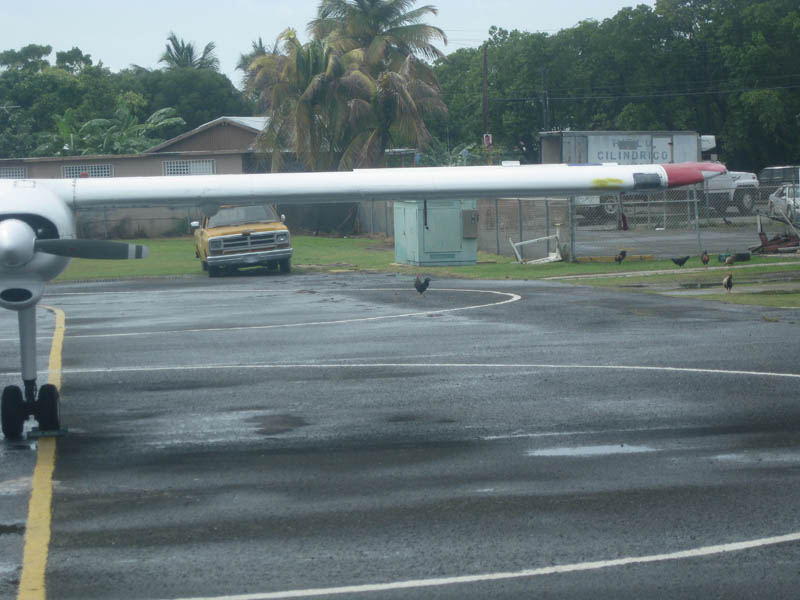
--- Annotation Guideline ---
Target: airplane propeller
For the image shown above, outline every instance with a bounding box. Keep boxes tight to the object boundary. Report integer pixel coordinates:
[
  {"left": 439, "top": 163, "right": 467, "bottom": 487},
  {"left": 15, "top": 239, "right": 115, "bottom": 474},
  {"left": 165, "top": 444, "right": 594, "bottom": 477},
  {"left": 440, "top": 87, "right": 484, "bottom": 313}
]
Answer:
[{"left": 34, "top": 239, "right": 149, "bottom": 260}]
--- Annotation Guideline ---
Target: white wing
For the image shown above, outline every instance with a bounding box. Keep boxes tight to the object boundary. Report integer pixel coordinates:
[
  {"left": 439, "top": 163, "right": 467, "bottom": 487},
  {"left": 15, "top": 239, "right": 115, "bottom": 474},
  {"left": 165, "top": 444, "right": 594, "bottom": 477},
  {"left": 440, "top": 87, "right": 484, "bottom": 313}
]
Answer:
[{"left": 16, "top": 162, "right": 726, "bottom": 211}]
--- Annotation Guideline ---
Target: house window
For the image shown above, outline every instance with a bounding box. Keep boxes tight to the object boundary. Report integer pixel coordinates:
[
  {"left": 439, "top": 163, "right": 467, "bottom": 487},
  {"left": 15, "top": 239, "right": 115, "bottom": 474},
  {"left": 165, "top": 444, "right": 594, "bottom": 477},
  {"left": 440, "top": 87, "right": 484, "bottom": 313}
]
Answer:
[
  {"left": 0, "top": 166, "right": 26, "bottom": 179},
  {"left": 163, "top": 159, "right": 216, "bottom": 176},
  {"left": 62, "top": 164, "right": 113, "bottom": 178}
]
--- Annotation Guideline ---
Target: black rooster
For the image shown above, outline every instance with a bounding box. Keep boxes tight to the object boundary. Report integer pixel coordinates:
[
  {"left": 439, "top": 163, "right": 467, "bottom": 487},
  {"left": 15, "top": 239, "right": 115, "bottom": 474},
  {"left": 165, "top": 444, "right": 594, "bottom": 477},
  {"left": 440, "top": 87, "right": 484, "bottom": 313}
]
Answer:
[
  {"left": 414, "top": 275, "right": 431, "bottom": 294},
  {"left": 615, "top": 250, "right": 627, "bottom": 264},
  {"left": 722, "top": 272, "right": 733, "bottom": 292},
  {"left": 671, "top": 256, "right": 690, "bottom": 267}
]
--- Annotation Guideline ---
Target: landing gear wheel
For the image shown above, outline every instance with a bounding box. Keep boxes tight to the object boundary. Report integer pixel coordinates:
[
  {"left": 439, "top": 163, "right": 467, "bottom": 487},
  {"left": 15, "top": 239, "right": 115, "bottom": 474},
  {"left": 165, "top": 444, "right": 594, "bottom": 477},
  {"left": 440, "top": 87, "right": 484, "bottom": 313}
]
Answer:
[
  {"left": 35, "top": 384, "right": 61, "bottom": 431},
  {"left": 2, "top": 385, "right": 26, "bottom": 439},
  {"left": 279, "top": 257, "right": 291, "bottom": 274}
]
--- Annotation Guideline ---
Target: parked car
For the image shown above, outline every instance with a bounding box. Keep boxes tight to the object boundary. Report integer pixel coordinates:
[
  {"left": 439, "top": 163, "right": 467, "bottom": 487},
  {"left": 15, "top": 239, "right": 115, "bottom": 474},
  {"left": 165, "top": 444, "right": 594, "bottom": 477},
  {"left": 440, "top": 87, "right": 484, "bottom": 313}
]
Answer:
[
  {"left": 767, "top": 183, "right": 800, "bottom": 223},
  {"left": 758, "top": 165, "right": 800, "bottom": 202}
]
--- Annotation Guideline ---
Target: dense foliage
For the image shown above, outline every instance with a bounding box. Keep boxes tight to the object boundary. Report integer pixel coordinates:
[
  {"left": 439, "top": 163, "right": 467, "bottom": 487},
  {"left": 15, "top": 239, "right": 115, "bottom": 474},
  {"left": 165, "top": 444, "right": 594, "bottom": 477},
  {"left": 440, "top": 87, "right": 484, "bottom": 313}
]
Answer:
[
  {"left": 432, "top": 0, "right": 800, "bottom": 170},
  {"left": 0, "top": 0, "right": 798, "bottom": 170}
]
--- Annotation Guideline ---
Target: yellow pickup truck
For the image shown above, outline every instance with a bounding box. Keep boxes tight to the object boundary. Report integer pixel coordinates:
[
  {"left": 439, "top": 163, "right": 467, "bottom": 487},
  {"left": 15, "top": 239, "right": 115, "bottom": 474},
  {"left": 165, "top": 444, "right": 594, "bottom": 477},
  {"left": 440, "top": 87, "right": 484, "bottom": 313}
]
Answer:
[{"left": 192, "top": 204, "right": 292, "bottom": 277}]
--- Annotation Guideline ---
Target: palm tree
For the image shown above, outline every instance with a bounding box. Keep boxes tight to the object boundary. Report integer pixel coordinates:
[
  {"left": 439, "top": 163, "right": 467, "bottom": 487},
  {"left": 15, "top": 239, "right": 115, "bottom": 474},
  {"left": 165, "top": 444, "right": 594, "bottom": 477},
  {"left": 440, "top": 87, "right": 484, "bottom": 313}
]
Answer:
[
  {"left": 339, "top": 54, "right": 446, "bottom": 169},
  {"left": 80, "top": 105, "right": 186, "bottom": 154},
  {"left": 238, "top": 37, "right": 281, "bottom": 99},
  {"left": 159, "top": 32, "right": 220, "bottom": 71},
  {"left": 250, "top": 29, "right": 364, "bottom": 172},
  {"left": 307, "top": 0, "right": 448, "bottom": 168},
  {"left": 308, "top": 0, "right": 447, "bottom": 74}
]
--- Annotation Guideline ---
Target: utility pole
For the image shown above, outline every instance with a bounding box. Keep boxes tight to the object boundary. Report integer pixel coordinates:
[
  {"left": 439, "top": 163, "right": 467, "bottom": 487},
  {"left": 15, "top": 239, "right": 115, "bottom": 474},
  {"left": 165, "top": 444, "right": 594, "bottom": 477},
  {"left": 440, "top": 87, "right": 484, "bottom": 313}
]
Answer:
[
  {"left": 482, "top": 44, "right": 488, "bottom": 135},
  {"left": 482, "top": 44, "right": 492, "bottom": 165},
  {"left": 541, "top": 67, "right": 549, "bottom": 131}
]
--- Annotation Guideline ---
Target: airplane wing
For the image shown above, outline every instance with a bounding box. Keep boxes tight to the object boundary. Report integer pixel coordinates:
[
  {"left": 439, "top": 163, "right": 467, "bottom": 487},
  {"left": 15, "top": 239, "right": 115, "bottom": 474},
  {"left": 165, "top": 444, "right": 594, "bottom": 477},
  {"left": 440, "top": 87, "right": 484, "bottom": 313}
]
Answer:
[{"left": 22, "top": 161, "right": 726, "bottom": 211}]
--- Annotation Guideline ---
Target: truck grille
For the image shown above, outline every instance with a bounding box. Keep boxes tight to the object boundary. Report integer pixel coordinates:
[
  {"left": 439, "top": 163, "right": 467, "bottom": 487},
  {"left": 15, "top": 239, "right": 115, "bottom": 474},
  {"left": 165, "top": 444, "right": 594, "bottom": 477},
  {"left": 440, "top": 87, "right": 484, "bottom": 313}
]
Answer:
[{"left": 220, "top": 232, "right": 280, "bottom": 254}]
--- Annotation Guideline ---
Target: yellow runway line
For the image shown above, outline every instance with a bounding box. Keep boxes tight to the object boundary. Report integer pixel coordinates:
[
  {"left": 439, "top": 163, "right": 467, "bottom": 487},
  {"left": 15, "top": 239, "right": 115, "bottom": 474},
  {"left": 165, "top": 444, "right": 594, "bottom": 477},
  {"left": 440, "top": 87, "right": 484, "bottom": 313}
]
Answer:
[{"left": 17, "top": 305, "right": 65, "bottom": 600}]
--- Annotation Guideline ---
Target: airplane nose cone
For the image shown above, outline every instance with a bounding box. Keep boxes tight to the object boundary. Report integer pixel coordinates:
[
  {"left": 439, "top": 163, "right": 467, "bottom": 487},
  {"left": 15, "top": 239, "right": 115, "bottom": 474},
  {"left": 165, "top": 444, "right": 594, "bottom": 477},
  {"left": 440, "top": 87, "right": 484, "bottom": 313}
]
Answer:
[{"left": 0, "top": 219, "right": 36, "bottom": 268}]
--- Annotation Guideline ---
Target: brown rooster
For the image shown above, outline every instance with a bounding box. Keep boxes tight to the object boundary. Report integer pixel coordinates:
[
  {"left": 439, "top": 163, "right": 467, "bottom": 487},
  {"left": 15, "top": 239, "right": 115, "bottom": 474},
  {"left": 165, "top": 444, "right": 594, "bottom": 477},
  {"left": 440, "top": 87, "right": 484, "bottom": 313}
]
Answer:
[
  {"left": 414, "top": 275, "right": 431, "bottom": 294},
  {"left": 722, "top": 272, "right": 733, "bottom": 292},
  {"left": 701, "top": 250, "right": 709, "bottom": 266}
]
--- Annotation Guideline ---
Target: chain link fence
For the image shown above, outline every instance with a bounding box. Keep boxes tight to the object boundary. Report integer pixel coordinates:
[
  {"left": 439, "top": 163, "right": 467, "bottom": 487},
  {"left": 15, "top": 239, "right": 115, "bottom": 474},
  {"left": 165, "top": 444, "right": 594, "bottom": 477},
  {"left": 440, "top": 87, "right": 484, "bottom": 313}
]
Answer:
[{"left": 571, "top": 184, "right": 794, "bottom": 261}]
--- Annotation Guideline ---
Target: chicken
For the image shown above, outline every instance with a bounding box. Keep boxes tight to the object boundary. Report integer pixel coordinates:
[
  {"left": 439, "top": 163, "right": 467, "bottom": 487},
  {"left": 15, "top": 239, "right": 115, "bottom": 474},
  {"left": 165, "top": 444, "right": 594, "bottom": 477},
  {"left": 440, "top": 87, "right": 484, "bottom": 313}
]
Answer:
[
  {"left": 414, "top": 275, "right": 431, "bottom": 294},
  {"left": 671, "top": 255, "right": 690, "bottom": 267},
  {"left": 615, "top": 250, "right": 627, "bottom": 264},
  {"left": 701, "top": 250, "right": 709, "bottom": 266},
  {"left": 722, "top": 272, "right": 733, "bottom": 292},
  {"left": 725, "top": 255, "right": 736, "bottom": 266}
]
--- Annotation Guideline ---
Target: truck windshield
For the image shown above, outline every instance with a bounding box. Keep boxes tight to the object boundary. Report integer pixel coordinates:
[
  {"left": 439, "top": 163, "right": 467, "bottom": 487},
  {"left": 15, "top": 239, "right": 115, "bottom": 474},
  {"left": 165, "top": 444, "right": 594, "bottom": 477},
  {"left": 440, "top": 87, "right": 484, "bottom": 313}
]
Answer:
[{"left": 208, "top": 205, "right": 277, "bottom": 228}]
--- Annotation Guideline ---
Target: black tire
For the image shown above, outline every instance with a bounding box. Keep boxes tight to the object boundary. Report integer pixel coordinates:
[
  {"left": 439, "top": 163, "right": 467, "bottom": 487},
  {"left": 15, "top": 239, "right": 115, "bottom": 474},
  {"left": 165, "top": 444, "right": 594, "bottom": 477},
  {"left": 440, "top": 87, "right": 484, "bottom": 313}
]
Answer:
[
  {"left": 36, "top": 384, "right": 61, "bottom": 431},
  {"left": 201, "top": 260, "right": 208, "bottom": 271},
  {"left": 600, "top": 196, "right": 618, "bottom": 219},
  {"left": 2, "top": 385, "right": 26, "bottom": 439},
  {"left": 735, "top": 189, "right": 757, "bottom": 215},
  {"left": 279, "top": 257, "right": 291, "bottom": 274}
]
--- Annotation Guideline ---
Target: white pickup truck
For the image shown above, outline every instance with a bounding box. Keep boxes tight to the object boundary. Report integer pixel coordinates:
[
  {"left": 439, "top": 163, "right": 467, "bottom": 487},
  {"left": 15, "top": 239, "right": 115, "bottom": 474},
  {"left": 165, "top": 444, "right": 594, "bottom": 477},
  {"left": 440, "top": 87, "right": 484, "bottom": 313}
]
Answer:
[{"left": 704, "top": 170, "right": 759, "bottom": 215}]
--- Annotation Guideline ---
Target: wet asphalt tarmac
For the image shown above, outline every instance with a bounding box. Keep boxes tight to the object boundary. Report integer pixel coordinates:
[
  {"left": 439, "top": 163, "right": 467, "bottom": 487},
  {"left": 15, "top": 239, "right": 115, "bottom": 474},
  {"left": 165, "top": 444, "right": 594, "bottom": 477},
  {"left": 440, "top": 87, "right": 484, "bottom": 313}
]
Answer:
[{"left": 2, "top": 271, "right": 800, "bottom": 599}]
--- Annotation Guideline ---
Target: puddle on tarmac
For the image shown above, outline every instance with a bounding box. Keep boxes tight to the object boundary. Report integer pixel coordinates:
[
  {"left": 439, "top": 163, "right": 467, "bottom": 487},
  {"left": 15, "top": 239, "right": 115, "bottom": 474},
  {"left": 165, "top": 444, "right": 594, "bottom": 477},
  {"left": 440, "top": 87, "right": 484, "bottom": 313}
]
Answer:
[{"left": 527, "top": 444, "right": 655, "bottom": 457}]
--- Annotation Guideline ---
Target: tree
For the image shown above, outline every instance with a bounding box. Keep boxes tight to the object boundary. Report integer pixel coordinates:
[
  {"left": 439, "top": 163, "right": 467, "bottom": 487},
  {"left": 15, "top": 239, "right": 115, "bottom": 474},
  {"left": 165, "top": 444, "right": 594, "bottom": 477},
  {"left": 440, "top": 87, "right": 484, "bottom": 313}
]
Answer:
[
  {"left": 159, "top": 32, "right": 219, "bottom": 71},
  {"left": 115, "top": 66, "right": 252, "bottom": 131},
  {"left": 309, "top": 0, "right": 447, "bottom": 73},
  {"left": 295, "top": 0, "right": 449, "bottom": 168},
  {"left": 0, "top": 44, "right": 52, "bottom": 73},
  {"left": 80, "top": 101, "right": 186, "bottom": 154},
  {"left": 55, "top": 47, "right": 93, "bottom": 74},
  {"left": 237, "top": 37, "right": 281, "bottom": 100},
  {"left": 32, "top": 95, "right": 186, "bottom": 156},
  {"left": 250, "top": 29, "right": 360, "bottom": 171},
  {"left": 340, "top": 54, "right": 447, "bottom": 168}
]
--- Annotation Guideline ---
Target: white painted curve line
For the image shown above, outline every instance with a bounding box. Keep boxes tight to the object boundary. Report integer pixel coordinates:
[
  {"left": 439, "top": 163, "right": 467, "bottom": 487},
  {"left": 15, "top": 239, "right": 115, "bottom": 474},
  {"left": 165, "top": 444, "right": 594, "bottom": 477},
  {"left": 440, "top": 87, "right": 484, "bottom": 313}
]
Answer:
[
  {"left": 160, "top": 531, "right": 800, "bottom": 600},
  {"left": 59, "top": 362, "right": 800, "bottom": 380},
  {"left": 64, "top": 289, "right": 521, "bottom": 340}
]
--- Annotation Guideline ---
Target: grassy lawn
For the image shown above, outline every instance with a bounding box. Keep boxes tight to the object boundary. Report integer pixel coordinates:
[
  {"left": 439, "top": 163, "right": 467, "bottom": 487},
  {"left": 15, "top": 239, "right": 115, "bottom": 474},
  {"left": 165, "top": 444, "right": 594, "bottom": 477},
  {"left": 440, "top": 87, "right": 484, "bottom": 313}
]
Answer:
[{"left": 55, "top": 235, "right": 800, "bottom": 308}]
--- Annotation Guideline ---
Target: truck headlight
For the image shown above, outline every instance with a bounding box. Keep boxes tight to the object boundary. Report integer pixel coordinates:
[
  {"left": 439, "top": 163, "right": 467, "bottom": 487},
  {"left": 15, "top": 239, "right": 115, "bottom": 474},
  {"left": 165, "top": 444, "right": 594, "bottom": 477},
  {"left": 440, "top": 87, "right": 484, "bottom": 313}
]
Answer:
[
  {"left": 208, "top": 239, "right": 223, "bottom": 255},
  {"left": 276, "top": 232, "right": 289, "bottom": 243}
]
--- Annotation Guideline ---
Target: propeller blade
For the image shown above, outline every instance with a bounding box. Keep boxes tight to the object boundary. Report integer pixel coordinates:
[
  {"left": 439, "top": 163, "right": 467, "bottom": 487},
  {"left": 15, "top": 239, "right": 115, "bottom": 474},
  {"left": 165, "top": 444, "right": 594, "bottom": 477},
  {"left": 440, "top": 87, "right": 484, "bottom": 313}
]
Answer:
[{"left": 34, "top": 239, "right": 149, "bottom": 260}]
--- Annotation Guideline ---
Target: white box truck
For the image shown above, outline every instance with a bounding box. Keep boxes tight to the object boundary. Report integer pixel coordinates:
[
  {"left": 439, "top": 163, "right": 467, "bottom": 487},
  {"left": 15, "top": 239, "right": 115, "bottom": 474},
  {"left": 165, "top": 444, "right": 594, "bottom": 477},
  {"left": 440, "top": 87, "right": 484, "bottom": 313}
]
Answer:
[{"left": 539, "top": 131, "right": 719, "bottom": 219}]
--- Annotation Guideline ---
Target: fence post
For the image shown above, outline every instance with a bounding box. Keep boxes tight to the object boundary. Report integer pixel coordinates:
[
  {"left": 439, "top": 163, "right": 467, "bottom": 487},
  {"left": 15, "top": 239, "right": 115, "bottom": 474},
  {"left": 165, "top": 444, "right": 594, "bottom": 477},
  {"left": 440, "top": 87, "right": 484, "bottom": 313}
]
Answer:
[
  {"left": 693, "top": 187, "right": 702, "bottom": 253},
  {"left": 518, "top": 198, "right": 524, "bottom": 261},
  {"left": 495, "top": 198, "right": 500, "bottom": 254},
  {"left": 569, "top": 196, "right": 576, "bottom": 262},
  {"left": 545, "top": 200, "right": 551, "bottom": 254}
]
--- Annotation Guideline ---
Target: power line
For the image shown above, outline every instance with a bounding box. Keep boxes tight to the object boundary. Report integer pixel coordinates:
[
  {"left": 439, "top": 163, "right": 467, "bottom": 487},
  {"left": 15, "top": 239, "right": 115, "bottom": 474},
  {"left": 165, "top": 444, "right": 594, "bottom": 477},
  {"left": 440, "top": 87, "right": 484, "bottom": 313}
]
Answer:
[{"left": 484, "top": 84, "right": 800, "bottom": 103}]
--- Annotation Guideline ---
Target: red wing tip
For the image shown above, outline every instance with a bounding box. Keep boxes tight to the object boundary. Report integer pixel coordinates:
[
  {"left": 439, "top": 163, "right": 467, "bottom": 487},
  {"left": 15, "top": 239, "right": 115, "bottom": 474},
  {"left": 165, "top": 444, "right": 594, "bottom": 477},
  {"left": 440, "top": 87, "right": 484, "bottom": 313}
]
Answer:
[{"left": 662, "top": 162, "right": 727, "bottom": 187}]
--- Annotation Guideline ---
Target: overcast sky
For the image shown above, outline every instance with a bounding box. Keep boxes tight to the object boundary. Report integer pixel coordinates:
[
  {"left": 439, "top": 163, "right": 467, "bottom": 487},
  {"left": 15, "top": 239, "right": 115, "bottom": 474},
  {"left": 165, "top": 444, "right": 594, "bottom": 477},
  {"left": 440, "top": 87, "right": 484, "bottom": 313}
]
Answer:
[{"left": 5, "top": 0, "right": 655, "bottom": 87}]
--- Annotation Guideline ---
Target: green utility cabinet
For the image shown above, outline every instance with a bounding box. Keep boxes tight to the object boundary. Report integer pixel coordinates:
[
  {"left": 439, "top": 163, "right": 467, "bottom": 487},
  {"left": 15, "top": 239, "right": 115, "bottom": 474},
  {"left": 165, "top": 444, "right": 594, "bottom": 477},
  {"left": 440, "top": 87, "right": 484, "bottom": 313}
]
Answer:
[{"left": 393, "top": 199, "right": 478, "bottom": 266}]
